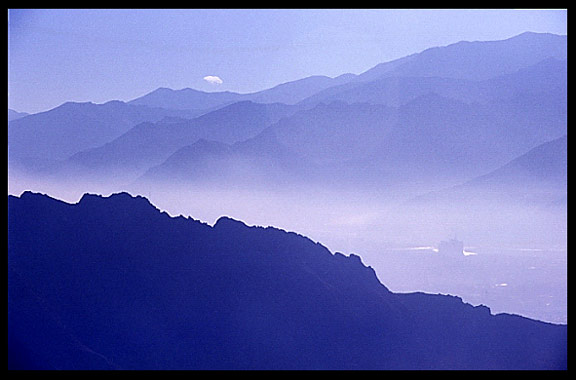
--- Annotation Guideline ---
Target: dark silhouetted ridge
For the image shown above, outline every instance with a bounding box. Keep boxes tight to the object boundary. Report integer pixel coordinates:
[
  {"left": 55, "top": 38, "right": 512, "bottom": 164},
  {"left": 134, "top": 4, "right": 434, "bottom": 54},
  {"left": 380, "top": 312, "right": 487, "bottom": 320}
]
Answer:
[
  {"left": 8, "top": 192, "right": 566, "bottom": 370},
  {"left": 213, "top": 215, "right": 251, "bottom": 230}
]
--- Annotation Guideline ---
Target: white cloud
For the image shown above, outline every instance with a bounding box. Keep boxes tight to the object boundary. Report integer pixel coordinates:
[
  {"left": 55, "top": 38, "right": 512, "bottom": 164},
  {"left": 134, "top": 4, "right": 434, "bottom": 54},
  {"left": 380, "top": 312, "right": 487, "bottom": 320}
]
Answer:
[{"left": 203, "top": 75, "right": 223, "bottom": 85}]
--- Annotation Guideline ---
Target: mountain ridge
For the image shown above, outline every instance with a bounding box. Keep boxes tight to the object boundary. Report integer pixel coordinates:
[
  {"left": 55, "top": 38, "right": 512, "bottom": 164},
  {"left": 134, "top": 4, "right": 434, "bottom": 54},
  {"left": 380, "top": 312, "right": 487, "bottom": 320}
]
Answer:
[
  {"left": 360, "top": 31, "right": 566, "bottom": 82},
  {"left": 128, "top": 32, "right": 566, "bottom": 111},
  {"left": 8, "top": 191, "right": 567, "bottom": 369},
  {"left": 8, "top": 108, "right": 29, "bottom": 121},
  {"left": 8, "top": 100, "right": 203, "bottom": 171},
  {"left": 51, "top": 100, "right": 301, "bottom": 187},
  {"left": 299, "top": 56, "right": 567, "bottom": 107},
  {"left": 412, "top": 134, "right": 568, "bottom": 205},
  {"left": 134, "top": 83, "right": 566, "bottom": 193}
]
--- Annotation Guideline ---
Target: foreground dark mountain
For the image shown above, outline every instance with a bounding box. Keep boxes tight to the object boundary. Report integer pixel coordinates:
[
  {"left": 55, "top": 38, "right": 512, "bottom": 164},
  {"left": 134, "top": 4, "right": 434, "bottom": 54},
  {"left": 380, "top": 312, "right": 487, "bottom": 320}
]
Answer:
[{"left": 8, "top": 192, "right": 567, "bottom": 370}]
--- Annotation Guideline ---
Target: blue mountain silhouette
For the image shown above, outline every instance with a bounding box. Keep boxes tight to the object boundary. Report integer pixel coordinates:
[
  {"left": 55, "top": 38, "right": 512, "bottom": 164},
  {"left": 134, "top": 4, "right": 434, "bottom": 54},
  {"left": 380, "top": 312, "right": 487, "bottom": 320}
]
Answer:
[
  {"left": 8, "top": 192, "right": 567, "bottom": 369},
  {"left": 54, "top": 101, "right": 300, "bottom": 184},
  {"left": 413, "top": 135, "right": 567, "bottom": 206},
  {"left": 8, "top": 108, "right": 29, "bottom": 121},
  {"left": 8, "top": 100, "right": 202, "bottom": 171}
]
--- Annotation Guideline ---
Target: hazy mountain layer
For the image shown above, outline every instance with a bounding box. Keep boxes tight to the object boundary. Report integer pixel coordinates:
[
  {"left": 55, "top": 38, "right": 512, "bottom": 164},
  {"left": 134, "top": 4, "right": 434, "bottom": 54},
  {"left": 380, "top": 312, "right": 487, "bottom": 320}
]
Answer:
[
  {"left": 414, "top": 135, "right": 567, "bottom": 207},
  {"left": 8, "top": 109, "right": 29, "bottom": 121},
  {"left": 299, "top": 57, "right": 567, "bottom": 107},
  {"left": 53, "top": 101, "right": 301, "bottom": 184},
  {"left": 128, "top": 87, "right": 245, "bottom": 111},
  {"left": 136, "top": 85, "right": 566, "bottom": 193},
  {"left": 353, "top": 32, "right": 566, "bottom": 82},
  {"left": 9, "top": 32, "right": 567, "bottom": 194},
  {"left": 128, "top": 74, "right": 357, "bottom": 111},
  {"left": 8, "top": 100, "right": 202, "bottom": 170},
  {"left": 126, "top": 32, "right": 566, "bottom": 113}
]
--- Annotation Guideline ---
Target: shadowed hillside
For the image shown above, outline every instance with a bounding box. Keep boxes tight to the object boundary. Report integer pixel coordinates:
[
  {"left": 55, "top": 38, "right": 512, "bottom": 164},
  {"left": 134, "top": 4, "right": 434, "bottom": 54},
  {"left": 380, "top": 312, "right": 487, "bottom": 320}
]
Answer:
[{"left": 8, "top": 192, "right": 567, "bottom": 370}]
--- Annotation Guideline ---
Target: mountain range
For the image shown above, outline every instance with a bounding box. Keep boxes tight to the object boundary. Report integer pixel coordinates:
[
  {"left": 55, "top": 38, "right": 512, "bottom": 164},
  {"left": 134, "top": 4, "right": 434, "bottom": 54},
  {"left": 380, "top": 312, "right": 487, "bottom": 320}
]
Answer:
[
  {"left": 8, "top": 192, "right": 567, "bottom": 370},
  {"left": 130, "top": 73, "right": 356, "bottom": 110},
  {"left": 133, "top": 81, "right": 566, "bottom": 193},
  {"left": 51, "top": 101, "right": 302, "bottom": 184},
  {"left": 127, "top": 32, "right": 566, "bottom": 110},
  {"left": 8, "top": 100, "right": 203, "bottom": 171},
  {"left": 352, "top": 32, "right": 566, "bottom": 81},
  {"left": 299, "top": 56, "right": 566, "bottom": 108},
  {"left": 8, "top": 32, "right": 567, "bottom": 192}
]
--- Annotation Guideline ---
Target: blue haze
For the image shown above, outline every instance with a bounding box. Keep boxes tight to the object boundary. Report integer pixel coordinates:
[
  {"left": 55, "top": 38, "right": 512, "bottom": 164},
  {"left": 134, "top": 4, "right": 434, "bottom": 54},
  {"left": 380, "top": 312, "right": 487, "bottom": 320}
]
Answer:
[{"left": 7, "top": 10, "right": 568, "bottom": 366}]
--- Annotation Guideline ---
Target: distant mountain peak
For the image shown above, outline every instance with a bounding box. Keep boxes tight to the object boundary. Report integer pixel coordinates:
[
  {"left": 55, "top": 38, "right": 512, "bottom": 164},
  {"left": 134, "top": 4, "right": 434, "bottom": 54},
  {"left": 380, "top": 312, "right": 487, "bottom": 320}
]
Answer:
[
  {"left": 150, "top": 86, "right": 179, "bottom": 93},
  {"left": 511, "top": 30, "right": 565, "bottom": 39},
  {"left": 102, "top": 99, "right": 127, "bottom": 106},
  {"left": 59, "top": 100, "right": 96, "bottom": 108}
]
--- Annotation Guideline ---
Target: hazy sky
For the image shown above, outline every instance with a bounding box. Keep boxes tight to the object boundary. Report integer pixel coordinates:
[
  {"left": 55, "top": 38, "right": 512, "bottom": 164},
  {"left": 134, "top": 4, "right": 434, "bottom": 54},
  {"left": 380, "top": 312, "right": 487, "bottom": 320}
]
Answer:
[{"left": 8, "top": 9, "right": 567, "bottom": 113}]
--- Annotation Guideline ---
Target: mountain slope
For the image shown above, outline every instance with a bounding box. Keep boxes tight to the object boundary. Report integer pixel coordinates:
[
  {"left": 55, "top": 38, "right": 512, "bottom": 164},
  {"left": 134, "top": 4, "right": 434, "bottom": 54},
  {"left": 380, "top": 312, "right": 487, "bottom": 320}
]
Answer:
[
  {"left": 137, "top": 133, "right": 310, "bottom": 189},
  {"left": 299, "top": 57, "right": 567, "bottom": 108},
  {"left": 8, "top": 100, "right": 201, "bottom": 170},
  {"left": 128, "top": 87, "right": 245, "bottom": 111},
  {"left": 55, "top": 101, "right": 300, "bottom": 184},
  {"left": 8, "top": 192, "right": 567, "bottom": 369},
  {"left": 134, "top": 101, "right": 399, "bottom": 189},
  {"left": 40, "top": 32, "right": 565, "bottom": 189},
  {"left": 8, "top": 109, "right": 29, "bottom": 121},
  {"left": 355, "top": 32, "right": 567, "bottom": 82},
  {"left": 136, "top": 84, "right": 566, "bottom": 192},
  {"left": 128, "top": 74, "right": 356, "bottom": 111},
  {"left": 248, "top": 74, "right": 356, "bottom": 104},
  {"left": 129, "top": 33, "right": 567, "bottom": 113},
  {"left": 401, "top": 136, "right": 568, "bottom": 245},
  {"left": 413, "top": 135, "right": 567, "bottom": 205},
  {"left": 467, "top": 135, "right": 567, "bottom": 189}
]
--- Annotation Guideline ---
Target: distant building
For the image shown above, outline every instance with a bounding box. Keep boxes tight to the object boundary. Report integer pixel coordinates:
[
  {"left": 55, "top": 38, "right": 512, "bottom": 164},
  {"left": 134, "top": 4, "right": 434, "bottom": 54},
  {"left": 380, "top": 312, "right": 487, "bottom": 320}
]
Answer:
[{"left": 438, "top": 238, "right": 464, "bottom": 256}]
